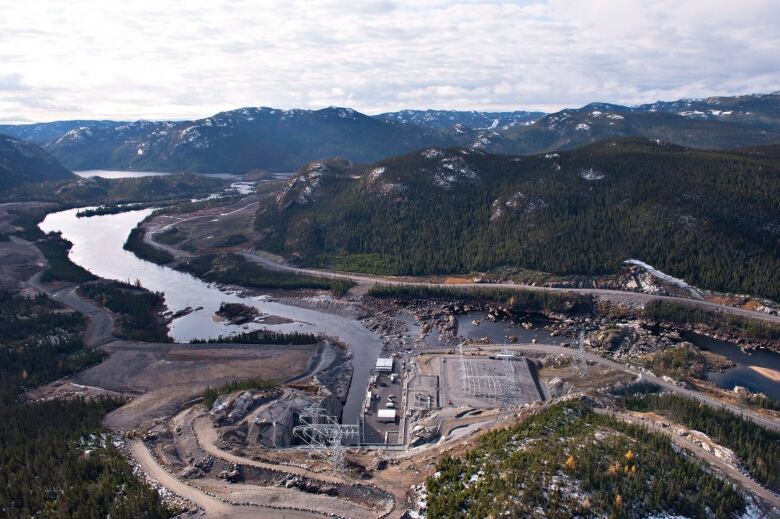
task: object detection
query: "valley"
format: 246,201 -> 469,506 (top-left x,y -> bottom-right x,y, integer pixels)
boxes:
1,97 -> 780,519
3,2 -> 780,517
1,160 -> 776,517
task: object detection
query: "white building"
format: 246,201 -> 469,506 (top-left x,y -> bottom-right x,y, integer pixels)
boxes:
375,357 -> 393,372
377,409 -> 396,422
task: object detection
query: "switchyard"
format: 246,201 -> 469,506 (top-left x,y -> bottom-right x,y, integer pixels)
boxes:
437,349 -> 543,409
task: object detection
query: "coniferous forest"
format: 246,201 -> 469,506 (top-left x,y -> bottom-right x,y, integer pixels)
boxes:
623,393 -> 780,491
0,291 -> 171,518
256,139 -> 780,300
426,401 -> 746,519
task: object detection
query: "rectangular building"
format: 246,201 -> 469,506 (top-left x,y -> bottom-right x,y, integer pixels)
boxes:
377,409 -> 396,422
375,357 -> 393,372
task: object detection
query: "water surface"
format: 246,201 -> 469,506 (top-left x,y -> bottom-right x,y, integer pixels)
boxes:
39,207 -> 379,422
75,170 -> 171,179
687,333 -> 780,399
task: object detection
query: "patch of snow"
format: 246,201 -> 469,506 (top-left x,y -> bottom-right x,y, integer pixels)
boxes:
678,110 -> 706,118
432,156 -> 478,189
367,167 -> 385,183
709,110 -> 733,117
471,135 -> 491,149
275,162 -> 328,208
337,108 -> 356,119
575,123 -> 591,131
624,259 -> 703,299
422,149 -> 443,160
578,168 -> 605,181
491,192 -> 547,221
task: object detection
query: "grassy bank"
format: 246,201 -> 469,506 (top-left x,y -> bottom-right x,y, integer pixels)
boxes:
37,233 -> 97,283
191,329 -> 318,345
79,280 -> 170,342
180,253 -> 354,295
123,225 -> 175,265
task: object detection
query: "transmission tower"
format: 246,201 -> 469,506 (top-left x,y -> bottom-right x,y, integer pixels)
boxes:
571,330 -> 588,377
293,405 -> 359,473
499,348 -> 518,406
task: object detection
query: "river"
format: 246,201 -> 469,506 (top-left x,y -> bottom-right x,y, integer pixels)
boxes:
39,207 -> 380,424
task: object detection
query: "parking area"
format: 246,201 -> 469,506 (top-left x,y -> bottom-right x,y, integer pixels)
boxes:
361,356 -> 406,444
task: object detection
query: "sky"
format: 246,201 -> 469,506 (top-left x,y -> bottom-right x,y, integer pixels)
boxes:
0,0 -> 778,123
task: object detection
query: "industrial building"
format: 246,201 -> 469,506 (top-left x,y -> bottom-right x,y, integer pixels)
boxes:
375,357 -> 394,372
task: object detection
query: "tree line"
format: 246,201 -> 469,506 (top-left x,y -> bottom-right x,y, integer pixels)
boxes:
623,393 -> 779,491
256,141 -> 780,300
0,290 -> 172,517
426,400 -> 745,518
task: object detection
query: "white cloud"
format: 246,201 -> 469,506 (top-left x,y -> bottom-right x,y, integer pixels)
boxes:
0,0 -> 777,122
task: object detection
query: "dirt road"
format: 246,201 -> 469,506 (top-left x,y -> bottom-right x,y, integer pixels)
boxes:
193,415 -> 351,486
129,440 -> 321,519
23,251 -> 117,347
240,251 -> 780,325
597,409 -> 780,512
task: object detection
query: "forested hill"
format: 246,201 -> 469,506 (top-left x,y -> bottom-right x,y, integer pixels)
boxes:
254,139 -> 780,299
0,135 -> 74,190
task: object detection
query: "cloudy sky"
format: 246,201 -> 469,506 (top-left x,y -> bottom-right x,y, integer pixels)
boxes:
1,0 -> 777,123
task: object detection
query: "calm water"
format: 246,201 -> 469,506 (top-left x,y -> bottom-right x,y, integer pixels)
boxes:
399,312 -> 567,347
75,170 -> 171,179
75,170 -> 241,180
39,207 -> 379,423
458,313 -> 568,345
686,333 -> 780,399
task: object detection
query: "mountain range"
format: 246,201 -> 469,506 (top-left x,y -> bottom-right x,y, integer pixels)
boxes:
0,92 -> 777,174
375,109 -> 544,130
0,135 -> 74,190
503,93 -> 780,153
253,138 -> 780,300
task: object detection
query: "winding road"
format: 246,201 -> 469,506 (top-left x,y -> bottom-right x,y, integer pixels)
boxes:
240,251 -> 780,325
595,409 -> 780,511
129,440 -> 322,519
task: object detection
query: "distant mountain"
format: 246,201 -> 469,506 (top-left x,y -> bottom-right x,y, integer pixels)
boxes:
633,92 -> 780,130
502,92 -> 780,154
0,135 -> 74,190
254,139 -> 780,300
2,92 -> 777,173
375,110 -> 544,130
42,107 -> 461,174
0,120 -> 121,144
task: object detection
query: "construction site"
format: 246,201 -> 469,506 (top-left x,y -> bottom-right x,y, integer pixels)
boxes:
131,324 -> 641,519
21,197 -> 776,519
